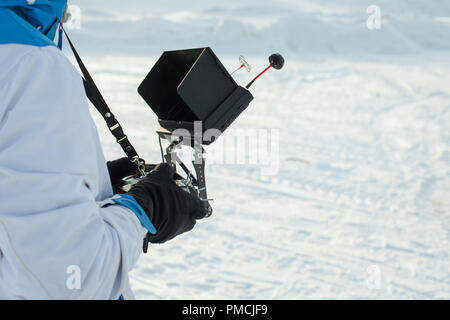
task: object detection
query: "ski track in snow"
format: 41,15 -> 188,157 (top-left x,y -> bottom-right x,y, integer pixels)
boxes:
78,55 -> 450,299
66,0 -> 450,299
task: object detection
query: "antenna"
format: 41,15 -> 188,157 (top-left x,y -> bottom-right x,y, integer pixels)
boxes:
245,53 -> 285,89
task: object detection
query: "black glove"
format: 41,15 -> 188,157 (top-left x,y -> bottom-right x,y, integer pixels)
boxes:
107,157 -> 139,187
107,157 -> 156,193
126,163 -> 207,244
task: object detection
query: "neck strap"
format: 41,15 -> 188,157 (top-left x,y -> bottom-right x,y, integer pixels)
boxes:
61,25 -> 143,170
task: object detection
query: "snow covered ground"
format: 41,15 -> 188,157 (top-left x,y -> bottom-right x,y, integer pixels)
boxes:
66,0 -> 450,299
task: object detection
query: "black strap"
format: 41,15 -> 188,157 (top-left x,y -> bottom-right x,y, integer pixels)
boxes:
61,25 -> 139,161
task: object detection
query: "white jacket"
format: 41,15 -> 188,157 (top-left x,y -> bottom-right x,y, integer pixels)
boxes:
0,43 -> 147,299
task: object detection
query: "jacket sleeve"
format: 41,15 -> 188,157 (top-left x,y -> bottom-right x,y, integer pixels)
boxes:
0,45 -> 147,299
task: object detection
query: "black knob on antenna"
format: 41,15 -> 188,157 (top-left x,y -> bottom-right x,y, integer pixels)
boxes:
269,53 -> 285,70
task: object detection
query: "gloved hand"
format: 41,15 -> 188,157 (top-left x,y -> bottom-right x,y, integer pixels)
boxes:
107,157 -> 139,187
107,157 -> 155,193
126,163 -> 207,244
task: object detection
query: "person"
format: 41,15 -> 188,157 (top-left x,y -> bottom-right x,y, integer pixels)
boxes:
0,0 -> 206,299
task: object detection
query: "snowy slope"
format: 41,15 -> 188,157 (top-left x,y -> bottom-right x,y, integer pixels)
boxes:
66,0 -> 450,299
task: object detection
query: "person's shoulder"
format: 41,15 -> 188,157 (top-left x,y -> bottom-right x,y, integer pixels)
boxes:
0,43 -> 74,83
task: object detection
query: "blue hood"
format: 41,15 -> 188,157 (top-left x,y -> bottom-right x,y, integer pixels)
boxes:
0,0 -> 68,47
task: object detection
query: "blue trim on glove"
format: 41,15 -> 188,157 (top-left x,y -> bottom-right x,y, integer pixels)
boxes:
112,194 -> 157,234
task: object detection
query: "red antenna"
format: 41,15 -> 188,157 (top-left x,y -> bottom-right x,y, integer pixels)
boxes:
246,53 -> 284,89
